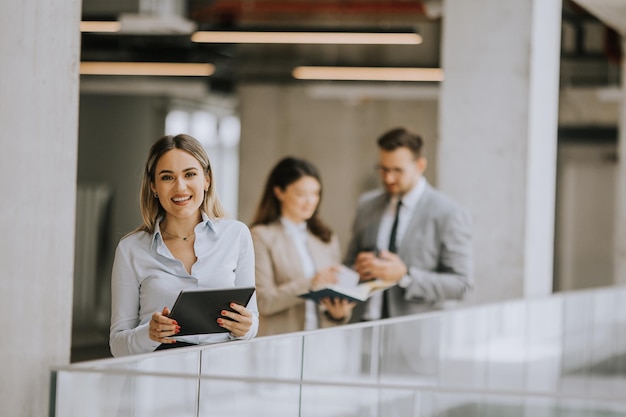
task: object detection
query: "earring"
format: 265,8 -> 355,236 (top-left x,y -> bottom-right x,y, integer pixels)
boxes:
154,193 -> 158,199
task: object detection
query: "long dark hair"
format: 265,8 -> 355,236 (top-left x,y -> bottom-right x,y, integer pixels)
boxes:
251,156 -> 332,243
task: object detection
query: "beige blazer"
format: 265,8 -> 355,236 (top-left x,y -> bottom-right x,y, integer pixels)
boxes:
251,221 -> 345,336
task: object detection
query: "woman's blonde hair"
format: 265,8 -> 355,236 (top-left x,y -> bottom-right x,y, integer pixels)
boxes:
137,133 -> 225,233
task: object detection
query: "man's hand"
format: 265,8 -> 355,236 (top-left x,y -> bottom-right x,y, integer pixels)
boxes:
354,250 -> 407,283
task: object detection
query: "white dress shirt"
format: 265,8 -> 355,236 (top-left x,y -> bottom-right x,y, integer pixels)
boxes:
280,217 -> 319,331
364,177 -> 426,320
109,212 -> 258,357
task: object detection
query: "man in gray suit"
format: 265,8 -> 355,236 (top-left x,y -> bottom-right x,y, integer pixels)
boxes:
345,127 -> 473,320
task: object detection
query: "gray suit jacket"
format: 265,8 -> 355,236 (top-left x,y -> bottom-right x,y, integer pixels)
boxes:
344,181 -> 473,317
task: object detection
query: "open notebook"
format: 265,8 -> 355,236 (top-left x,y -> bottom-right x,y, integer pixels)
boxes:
298,266 -> 395,303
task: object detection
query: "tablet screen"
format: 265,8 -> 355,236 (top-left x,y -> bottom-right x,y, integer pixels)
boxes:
168,286 -> 256,335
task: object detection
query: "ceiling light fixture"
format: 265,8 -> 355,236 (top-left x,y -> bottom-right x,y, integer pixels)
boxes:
191,31 -> 422,45
80,62 -> 215,77
80,21 -> 121,33
292,66 -> 444,82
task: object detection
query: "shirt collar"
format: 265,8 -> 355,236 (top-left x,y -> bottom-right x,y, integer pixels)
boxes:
280,217 -> 307,235
200,211 -> 217,233
151,212 -> 216,249
395,176 -> 427,210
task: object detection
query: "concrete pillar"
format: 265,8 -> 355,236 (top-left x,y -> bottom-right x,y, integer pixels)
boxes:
614,39 -> 626,286
439,0 -> 562,303
0,1 -> 81,416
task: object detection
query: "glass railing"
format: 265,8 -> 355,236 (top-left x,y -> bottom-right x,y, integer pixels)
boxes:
51,286 -> 626,416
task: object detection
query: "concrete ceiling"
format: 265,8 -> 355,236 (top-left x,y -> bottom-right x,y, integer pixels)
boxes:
80,0 -> 442,89
79,1 -> 619,91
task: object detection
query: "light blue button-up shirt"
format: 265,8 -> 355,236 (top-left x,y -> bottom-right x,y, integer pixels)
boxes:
109,213 -> 258,357
280,217 -> 319,331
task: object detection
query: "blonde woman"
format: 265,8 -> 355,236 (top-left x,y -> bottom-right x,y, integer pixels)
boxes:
109,134 -> 257,357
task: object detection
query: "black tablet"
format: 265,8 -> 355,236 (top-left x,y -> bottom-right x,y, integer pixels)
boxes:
168,287 -> 256,335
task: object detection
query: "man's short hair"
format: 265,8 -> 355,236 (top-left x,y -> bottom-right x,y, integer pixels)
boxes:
377,127 -> 424,159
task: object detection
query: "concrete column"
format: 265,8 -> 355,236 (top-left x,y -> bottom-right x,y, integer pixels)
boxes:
0,1 -> 81,416
439,0 -> 562,303
614,39 -> 626,286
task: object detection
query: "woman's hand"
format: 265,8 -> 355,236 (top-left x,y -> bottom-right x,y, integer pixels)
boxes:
217,303 -> 253,337
310,266 -> 339,290
321,297 -> 356,321
149,307 -> 180,344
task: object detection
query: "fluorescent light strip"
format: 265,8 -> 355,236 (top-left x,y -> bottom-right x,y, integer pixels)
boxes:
191,31 -> 421,45
80,62 -> 215,77
80,21 -> 121,33
292,66 -> 444,82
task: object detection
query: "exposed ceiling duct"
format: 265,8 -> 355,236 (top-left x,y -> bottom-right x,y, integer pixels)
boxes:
79,0 -> 446,91
189,0 -> 440,27
83,0 -> 197,34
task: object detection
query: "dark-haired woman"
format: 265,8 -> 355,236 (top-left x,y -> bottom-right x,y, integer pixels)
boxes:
109,134 -> 258,357
251,157 -> 354,336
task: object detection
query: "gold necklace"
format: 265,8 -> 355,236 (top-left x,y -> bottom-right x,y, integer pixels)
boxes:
161,227 -> 195,241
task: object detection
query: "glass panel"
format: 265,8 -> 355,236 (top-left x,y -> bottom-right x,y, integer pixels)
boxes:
440,306 -> 490,390
302,325 -> 378,384
419,392 -> 626,417
483,300 -> 528,392
614,287 -> 626,396
304,385 -> 411,417
379,317 -> 442,385
52,287 -> 626,417
54,351 -> 201,417
525,296 -> 563,393
55,370 -> 198,417
587,290 -> 621,398
198,380 -> 301,417
561,291 -> 595,396
201,336 -> 304,379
